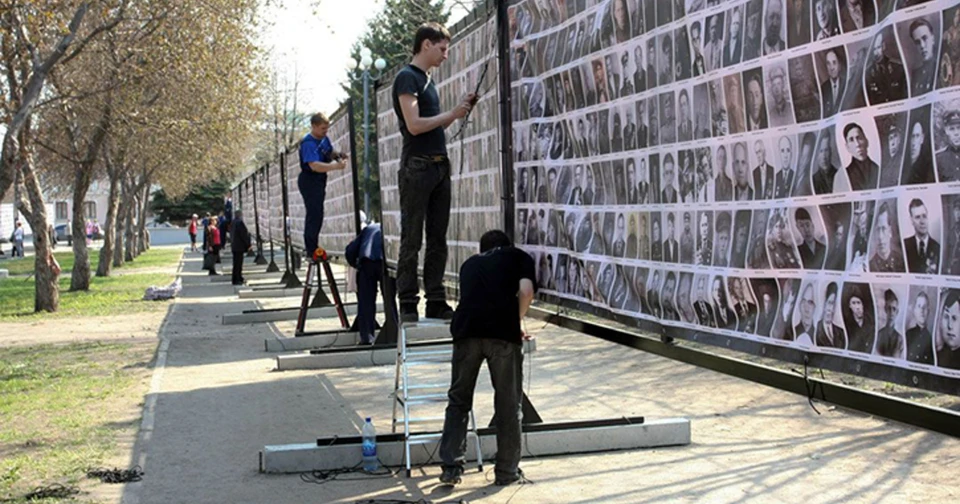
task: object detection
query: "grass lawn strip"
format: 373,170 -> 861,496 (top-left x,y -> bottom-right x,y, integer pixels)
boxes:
0,341 -> 155,503
1,248 -> 183,277
0,273 -> 175,320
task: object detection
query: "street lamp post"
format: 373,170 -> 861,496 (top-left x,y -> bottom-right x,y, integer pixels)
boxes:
350,48 -> 386,219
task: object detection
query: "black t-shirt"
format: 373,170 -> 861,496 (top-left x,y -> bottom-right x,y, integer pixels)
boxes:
392,64 -> 447,162
451,247 -> 537,344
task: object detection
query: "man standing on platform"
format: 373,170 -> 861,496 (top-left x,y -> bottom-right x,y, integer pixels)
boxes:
298,112 -> 348,261
393,22 -> 476,323
439,230 -> 535,487
230,211 -> 252,286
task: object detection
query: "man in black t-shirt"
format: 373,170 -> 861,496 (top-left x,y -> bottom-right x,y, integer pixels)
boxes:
393,22 -> 475,323
438,230 -> 536,487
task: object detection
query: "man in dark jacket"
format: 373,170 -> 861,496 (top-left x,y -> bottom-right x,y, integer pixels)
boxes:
438,230 -> 535,487
345,218 -> 383,345
231,211 -> 252,285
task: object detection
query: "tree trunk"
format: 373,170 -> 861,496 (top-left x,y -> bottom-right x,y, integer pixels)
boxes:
124,191 -> 136,262
114,180 -> 130,268
69,171 -> 92,290
15,139 -> 60,312
97,171 -> 120,276
138,182 -> 150,252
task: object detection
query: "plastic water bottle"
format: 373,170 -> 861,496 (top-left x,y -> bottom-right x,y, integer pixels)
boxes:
362,417 -> 379,472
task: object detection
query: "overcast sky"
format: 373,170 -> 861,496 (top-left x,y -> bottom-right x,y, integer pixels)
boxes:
257,0 -> 469,117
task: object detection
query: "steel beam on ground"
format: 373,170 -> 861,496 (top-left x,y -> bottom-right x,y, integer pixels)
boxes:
222,303 -> 364,325
260,417 -> 689,473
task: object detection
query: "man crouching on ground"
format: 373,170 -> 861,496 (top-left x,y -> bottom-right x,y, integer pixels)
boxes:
438,230 -> 536,486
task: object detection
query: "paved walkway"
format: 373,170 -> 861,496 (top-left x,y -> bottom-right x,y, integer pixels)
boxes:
117,252 -> 960,503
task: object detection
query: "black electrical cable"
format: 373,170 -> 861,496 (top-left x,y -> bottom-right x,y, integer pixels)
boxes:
86,466 -> 144,484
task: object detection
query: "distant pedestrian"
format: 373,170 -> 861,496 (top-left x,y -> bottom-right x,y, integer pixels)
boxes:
230,211 -> 251,285
189,214 -> 199,252
207,219 -> 221,276
11,222 -> 24,257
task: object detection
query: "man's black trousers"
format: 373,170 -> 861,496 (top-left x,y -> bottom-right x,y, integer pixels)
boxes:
356,259 -> 382,344
232,252 -> 245,285
397,156 -> 450,306
439,337 -> 523,479
298,171 -> 326,255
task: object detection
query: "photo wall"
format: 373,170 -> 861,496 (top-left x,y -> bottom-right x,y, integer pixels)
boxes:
377,12 -> 503,276
509,0 -> 960,382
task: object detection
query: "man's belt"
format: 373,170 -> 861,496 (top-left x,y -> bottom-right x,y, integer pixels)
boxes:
411,154 -> 448,163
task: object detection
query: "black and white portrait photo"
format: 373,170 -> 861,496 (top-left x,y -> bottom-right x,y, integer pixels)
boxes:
839,0 -> 875,34
905,286 -> 937,364
704,12 -> 725,72
743,0 -> 763,61
898,14 -> 941,97
935,100 -> 960,182
867,199 -> 906,273
865,27 -> 908,106
874,112 -> 907,189
901,105 -> 935,185
812,126 -> 841,195
762,0 -> 786,55
786,0 -> 810,48
788,55 -> 822,125
939,5 -> 960,90
821,202 -> 851,271
743,68 -> 768,132
731,210 -> 752,269
765,61 -> 795,128
842,282 -> 876,354
839,121 -> 880,192
902,197 -> 941,275
816,46 -> 847,118
723,74 -> 747,135
747,209 -> 772,269
724,5 -> 744,67
872,284 -> 908,359
813,0 -> 840,41
816,281 -> 847,349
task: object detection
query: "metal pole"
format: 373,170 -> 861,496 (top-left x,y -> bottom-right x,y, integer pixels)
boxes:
363,69 -> 371,218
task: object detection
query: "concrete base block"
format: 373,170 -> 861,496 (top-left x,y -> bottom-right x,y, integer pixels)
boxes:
222,303 -> 362,325
0,269 -> 8,279
209,271 -> 283,283
236,288 -> 304,298
260,417 -> 690,473
274,338 -> 537,370
265,331 -> 360,352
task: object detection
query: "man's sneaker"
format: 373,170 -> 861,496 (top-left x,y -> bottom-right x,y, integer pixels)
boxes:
400,304 -> 419,323
425,301 -> 455,320
439,466 -> 462,486
494,468 -> 524,486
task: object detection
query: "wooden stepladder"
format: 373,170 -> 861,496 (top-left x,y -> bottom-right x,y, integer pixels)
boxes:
295,255 -> 349,335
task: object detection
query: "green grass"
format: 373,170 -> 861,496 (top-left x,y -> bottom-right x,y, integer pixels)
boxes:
0,247 -> 182,320
0,342 -> 154,503
0,273 -> 175,320
1,247 -> 182,276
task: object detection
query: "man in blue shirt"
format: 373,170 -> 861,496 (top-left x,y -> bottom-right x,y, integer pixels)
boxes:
393,22 -> 476,322
298,112 -> 348,259
346,215 -> 383,345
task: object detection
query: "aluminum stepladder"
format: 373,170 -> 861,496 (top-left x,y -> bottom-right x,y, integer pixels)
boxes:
391,318 -> 483,478
295,255 -> 349,335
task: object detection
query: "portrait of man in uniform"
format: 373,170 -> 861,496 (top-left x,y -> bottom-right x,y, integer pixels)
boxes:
936,107 -> 960,182
901,105 -> 934,186
730,210 -> 752,269
905,288 -> 935,365
795,207 -> 826,270
865,27 -> 907,106
714,144 -> 733,201
901,16 -> 940,97
743,70 -> 768,131
868,200 -> 906,273
788,55 -> 821,125
874,288 -> 906,359
875,114 -> 906,189
839,0 -> 874,34
939,6 -> 960,89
